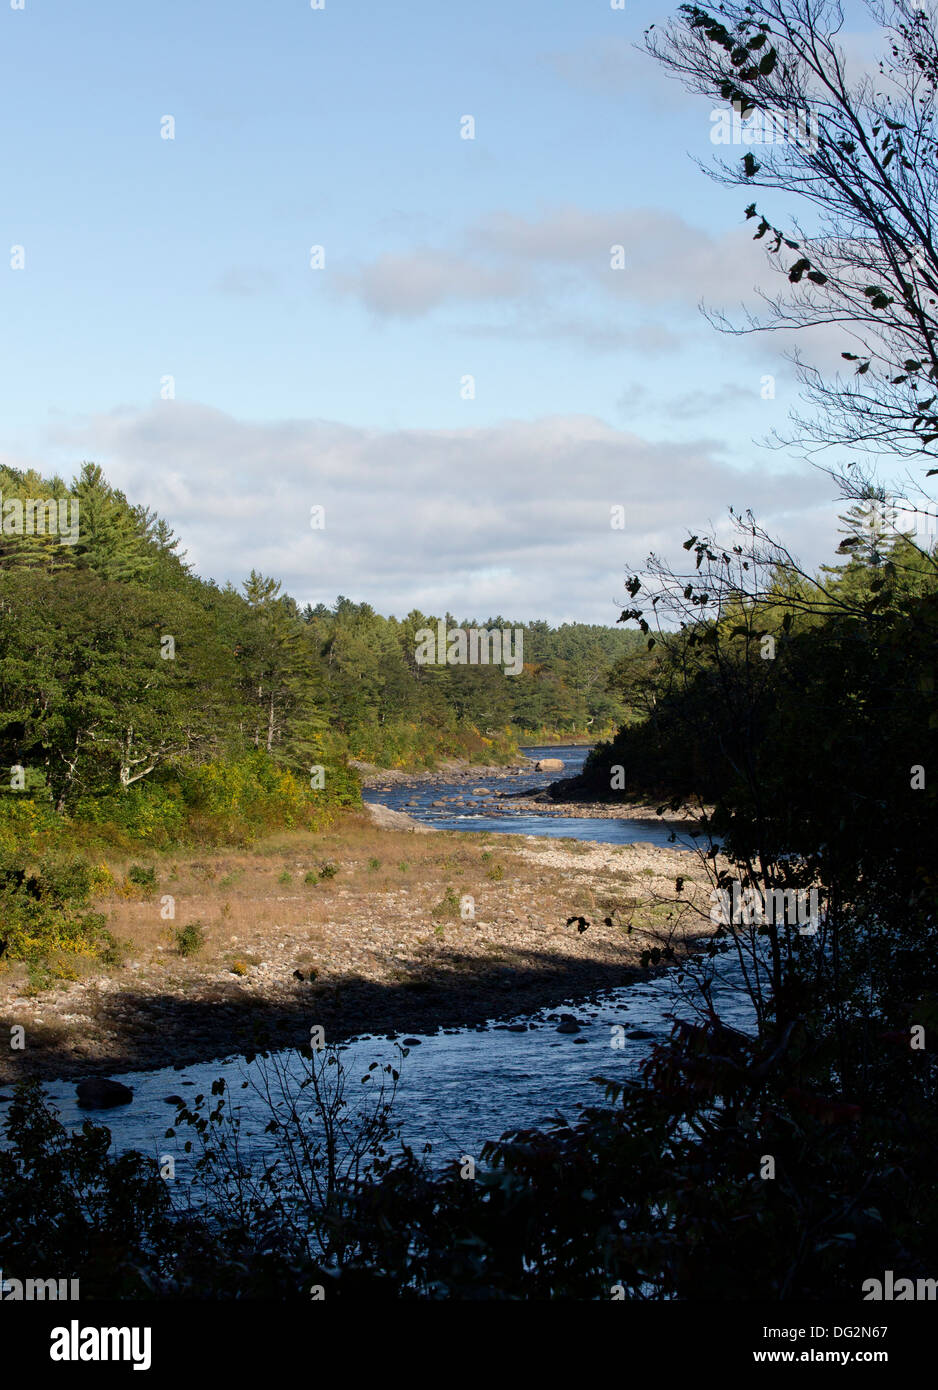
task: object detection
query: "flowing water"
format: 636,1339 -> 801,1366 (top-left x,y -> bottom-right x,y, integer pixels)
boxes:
24,943 -> 755,1186
363,743 -> 701,849
3,746 -> 753,1184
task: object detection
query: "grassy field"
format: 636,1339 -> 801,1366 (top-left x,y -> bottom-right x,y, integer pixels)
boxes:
0,812 -> 716,1082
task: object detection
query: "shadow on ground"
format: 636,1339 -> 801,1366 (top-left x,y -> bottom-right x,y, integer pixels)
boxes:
0,944 -> 672,1085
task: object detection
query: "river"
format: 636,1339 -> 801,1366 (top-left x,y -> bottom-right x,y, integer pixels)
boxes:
3,745 -> 754,1189
363,742 -> 699,848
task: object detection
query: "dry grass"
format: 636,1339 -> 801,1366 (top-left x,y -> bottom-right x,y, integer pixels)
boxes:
0,811 -> 722,1082
1,810 -> 716,1009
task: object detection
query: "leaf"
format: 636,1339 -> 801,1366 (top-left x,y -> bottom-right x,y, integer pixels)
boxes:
759,48 -> 777,75
742,152 -> 761,177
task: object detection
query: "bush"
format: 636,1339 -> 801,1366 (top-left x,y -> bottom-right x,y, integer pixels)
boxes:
127,864 -> 157,893
175,922 -> 206,957
318,861 -> 338,880
96,928 -> 128,968
0,851 -> 108,964
433,886 -> 460,920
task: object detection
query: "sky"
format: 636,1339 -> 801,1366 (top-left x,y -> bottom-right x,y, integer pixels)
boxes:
0,0 -> 884,624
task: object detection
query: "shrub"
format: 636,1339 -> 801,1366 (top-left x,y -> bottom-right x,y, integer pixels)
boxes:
433,886 -> 460,920
97,928 -> 128,967
303,870 -> 319,886
127,864 -> 157,894
175,922 -> 206,957
318,862 -> 338,880
0,851 -> 107,963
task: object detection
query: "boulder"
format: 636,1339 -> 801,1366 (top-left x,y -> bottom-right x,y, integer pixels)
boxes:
534,758 -> 564,772
76,1077 -> 133,1109
362,800 -> 436,834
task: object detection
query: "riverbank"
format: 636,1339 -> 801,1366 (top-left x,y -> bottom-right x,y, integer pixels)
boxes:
0,814 -> 718,1087
502,790 -> 709,825
356,751 -> 708,831
349,756 -> 534,788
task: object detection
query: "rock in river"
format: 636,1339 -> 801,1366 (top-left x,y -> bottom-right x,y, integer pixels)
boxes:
76,1077 -> 134,1109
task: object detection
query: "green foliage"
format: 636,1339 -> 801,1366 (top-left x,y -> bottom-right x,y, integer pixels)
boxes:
433,885 -> 460,919
127,864 -> 157,893
0,849 -> 108,963
318,861 -> 338,880
96,928 -> 128,967
175,921 -> 206,957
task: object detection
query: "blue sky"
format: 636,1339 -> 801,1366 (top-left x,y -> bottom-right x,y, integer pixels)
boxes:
1,0 -> 875,621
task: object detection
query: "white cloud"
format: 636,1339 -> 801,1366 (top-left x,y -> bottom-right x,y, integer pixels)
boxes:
334,249 -> 527,318
334,205 -> 775,336
45,402 -> 841,625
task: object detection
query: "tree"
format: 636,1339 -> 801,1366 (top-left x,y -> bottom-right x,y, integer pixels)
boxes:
645,1 -> 938,485
0,570 -> 240,809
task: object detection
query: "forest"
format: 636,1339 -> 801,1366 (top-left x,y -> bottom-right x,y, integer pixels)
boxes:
0,459 -> 640,820
1,0 -> 937,1311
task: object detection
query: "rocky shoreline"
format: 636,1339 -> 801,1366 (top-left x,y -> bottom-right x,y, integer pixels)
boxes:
355,756 -> 706,831
0,822 -> 716,1091
349,756 -> 537,789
